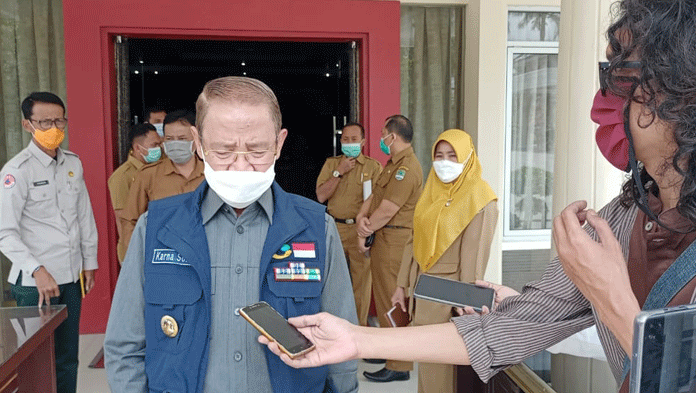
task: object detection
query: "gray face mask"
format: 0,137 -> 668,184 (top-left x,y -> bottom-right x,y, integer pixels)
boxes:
163,140 -> 194,164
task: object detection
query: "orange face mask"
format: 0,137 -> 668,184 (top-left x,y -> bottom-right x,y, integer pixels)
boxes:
33,127 -> 65,150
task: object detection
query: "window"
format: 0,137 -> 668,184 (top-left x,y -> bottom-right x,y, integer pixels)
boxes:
503,9 -> 560,244
502,9 -> 561,384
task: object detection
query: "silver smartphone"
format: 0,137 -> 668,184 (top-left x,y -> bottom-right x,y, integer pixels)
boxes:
630,303 -> 696,393
413,274 -> 495,313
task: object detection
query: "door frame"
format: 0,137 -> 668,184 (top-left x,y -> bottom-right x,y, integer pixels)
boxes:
63,0 -> 400,333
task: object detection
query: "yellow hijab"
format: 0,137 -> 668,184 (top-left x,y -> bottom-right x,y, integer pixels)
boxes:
413,129 -> 497,272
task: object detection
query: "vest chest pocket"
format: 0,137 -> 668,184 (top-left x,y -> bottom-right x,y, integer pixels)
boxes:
145,272 -> 204,354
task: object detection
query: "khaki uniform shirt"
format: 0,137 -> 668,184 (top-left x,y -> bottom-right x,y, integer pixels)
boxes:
397,201 -> 498,315
398,201 -> 499,288
108,154 -> 145,261
108,153 -> 144,211
121,157 -> 205,251
0,141 -> 99,286
316,154 -> 382,219
368,146 -> 423,228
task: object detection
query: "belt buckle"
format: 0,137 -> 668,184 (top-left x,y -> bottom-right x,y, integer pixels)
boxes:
345,218 -> 355,225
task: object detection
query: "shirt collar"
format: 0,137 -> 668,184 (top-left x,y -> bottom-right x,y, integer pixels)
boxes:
201,185 -> 274,226
162,157 -> 205,177
127,152 -> 145,170
192,158 -> 205,177
161,157 -> 177,175
28,140 -> 63,167
389,145 -> 413,165
355,153 -> 366,165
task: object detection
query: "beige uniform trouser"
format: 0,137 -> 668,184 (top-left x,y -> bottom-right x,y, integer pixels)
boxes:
370,227 -> 413,372
413,298 -> 457,393
336,222 -> 371,326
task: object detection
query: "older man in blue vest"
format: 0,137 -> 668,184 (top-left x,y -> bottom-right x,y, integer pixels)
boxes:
104,77 -> 359,393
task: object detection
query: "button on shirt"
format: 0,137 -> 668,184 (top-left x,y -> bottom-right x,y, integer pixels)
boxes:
104,187 -> 359,393
0,141 -> 98,286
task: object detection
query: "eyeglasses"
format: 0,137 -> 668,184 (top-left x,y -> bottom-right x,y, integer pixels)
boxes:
30,118 -> 68,130
598,61 -> 641,94
203,146 -> 276,166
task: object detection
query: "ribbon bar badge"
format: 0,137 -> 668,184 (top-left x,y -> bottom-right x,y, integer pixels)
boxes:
274,262 -> 321,282
291,242 -> 316,259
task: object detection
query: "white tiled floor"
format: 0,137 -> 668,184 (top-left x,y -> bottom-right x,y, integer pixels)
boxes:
77,334 -> 418,392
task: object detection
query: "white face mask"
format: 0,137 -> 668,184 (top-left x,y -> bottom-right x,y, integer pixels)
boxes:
432,159 -> 465,183
203,159 -> 276,209
152,123 -> 164,137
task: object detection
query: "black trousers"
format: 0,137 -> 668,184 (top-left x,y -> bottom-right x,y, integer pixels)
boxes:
12,274 -> 82,393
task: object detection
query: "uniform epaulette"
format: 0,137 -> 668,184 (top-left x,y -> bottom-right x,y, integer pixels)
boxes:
62,149 -> 79,157
5,149 -> 32,169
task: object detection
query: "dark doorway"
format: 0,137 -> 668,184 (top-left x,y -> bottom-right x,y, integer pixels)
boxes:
121,38 -> 357,201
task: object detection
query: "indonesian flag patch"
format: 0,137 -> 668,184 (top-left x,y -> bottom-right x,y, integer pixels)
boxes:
291,242 -> 316,259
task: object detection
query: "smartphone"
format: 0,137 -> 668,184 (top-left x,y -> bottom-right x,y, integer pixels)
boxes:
240,301 -> 315,358
630,304 -> 696,393
365,233 -> 375,247
413,274 -> 495,313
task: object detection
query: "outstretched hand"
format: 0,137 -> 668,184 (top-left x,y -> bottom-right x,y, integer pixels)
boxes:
258,312 -> 360,368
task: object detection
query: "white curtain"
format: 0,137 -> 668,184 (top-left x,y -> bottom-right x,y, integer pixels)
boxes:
509,53 -> 557,231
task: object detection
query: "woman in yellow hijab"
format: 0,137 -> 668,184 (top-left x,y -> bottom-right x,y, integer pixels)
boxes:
392,129 -> 498,393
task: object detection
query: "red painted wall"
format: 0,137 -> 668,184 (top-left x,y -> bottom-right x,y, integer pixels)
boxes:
62,0 -> 401,333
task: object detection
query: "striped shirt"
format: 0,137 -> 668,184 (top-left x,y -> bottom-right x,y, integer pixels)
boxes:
452,196 -> 695,387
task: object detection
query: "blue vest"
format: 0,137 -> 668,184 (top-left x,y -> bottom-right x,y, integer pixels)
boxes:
143,181 -> 333,393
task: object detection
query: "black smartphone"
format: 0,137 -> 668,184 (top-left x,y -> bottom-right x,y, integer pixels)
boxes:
240,301 -> 315,358
413,274 -> 495,313
365,233 -> 375,247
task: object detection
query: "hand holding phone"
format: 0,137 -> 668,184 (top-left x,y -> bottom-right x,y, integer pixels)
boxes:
240,301 -> 315,358
413,274 -> 495,313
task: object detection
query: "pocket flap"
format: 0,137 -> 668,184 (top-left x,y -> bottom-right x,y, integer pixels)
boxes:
28,187 -> 52,201
145,273 -> 203,305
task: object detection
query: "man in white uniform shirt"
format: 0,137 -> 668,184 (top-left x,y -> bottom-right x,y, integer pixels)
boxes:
0,92 -> 98,393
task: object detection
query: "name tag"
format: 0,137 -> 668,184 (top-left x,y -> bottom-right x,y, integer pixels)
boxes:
152,249 -> 190,266
33,180 -> 49,187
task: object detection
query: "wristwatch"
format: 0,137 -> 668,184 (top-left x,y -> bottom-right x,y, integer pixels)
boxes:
31,265 -> 42,277
332,170 -> 342,178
